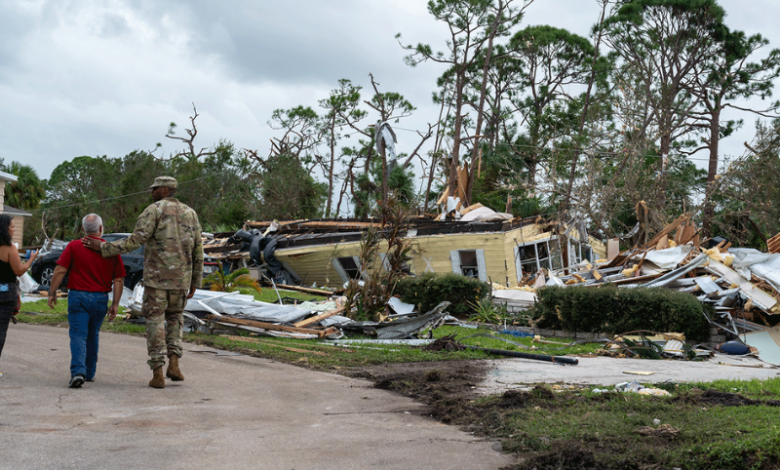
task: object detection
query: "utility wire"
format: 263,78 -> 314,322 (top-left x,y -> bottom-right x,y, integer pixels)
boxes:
30,174 -> 214,215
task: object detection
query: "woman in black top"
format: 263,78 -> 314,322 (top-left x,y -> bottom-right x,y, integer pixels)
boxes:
0,214 -> 38,365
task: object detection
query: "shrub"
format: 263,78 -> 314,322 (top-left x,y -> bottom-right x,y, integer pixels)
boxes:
394,272 -> 490,316
529,285 -> 711,342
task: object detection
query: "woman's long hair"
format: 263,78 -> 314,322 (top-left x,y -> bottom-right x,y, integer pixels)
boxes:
0,215 -> 13,247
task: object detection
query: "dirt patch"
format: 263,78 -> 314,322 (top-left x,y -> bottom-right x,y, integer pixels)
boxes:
352,360 -> 489,425
423,334 -> 465,352
498,386 -> 556,408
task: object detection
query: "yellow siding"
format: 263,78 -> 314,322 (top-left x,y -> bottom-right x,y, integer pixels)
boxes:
276,243 -> 361,288
275,224 -> 550,289
589,236 -> 607,259
13,216 -> 23,248
411,232 -> 507,282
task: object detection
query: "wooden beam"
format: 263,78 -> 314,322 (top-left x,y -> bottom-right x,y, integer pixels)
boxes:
679,228 -> 702,247
768,232 -> 780,254
293,307 -> 345,328
220,335 -> 330,355
459,203 -> 484,216
276,284 -> 333,297
644,214 -> 689,250
207,316 -> 336,338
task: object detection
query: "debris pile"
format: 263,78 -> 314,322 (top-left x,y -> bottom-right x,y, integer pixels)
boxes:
121,286 -> 453,341
547,215 -> 780,365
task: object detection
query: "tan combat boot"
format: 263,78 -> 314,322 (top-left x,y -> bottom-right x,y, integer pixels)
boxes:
167,354 -> 184,381
149,366 -> 165,388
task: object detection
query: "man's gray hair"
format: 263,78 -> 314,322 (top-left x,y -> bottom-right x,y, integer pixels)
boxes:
82,213 -> 103,234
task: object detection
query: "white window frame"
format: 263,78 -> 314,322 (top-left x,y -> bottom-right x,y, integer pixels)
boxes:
450,249 -> 487,281
515,237 -> 563,279
568,239 -> 594,266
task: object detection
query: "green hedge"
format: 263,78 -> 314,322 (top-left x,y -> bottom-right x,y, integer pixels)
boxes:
394,273 -> 490,316
529,285 -> 712,342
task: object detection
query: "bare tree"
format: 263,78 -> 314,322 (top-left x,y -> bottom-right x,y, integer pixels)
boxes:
164,103 -> 218,160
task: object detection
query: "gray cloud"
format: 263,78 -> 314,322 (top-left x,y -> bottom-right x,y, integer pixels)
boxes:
0,0 -> 778,183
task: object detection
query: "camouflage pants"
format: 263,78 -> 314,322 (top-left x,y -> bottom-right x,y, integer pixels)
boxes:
142,286 -> 186,370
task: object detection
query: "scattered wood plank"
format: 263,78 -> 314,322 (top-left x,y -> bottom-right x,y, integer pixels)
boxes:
768,232 -> 780,254
293,307 -> 345,328
673,217 -> 688,246
207,315 -> 337,338
460,203 -> 484,216
609,273 -> 663,285
634,251 -> 649,276
276,284 -> 334,297
644,214 -> 689,249
679,228 -> 701,247
435,186 -> 450,206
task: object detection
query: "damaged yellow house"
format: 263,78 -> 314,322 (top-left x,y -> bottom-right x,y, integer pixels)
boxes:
208,216 -> 606,290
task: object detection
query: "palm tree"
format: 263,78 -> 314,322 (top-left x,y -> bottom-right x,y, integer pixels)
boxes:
203,262 -> 262,295
3,161 -> 46,210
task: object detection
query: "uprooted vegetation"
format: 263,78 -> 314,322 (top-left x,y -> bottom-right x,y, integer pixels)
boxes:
365,363 -> 780,470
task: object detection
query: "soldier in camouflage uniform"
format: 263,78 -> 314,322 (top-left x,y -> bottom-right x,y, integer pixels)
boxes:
82,176 -> 203,389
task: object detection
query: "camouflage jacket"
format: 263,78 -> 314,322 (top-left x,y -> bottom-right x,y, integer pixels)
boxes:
101,198 -> 204,290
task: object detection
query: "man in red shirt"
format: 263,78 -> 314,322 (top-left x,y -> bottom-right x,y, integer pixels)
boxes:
48,214 -> 126,388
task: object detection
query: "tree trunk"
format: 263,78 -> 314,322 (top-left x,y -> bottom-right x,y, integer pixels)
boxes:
448,68 -> 466,200
325,116 -> 336,218
703,108 -> 720,236
658,116 -> 672,209
563,0 -> 607,212
423,153 -> 438,213
380,145 -> 388,205
465,1 -> 503,207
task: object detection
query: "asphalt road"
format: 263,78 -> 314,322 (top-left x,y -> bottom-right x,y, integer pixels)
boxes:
0,324 -> 511,470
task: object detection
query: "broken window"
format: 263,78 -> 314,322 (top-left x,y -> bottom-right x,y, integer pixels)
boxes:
515,238 -> 564,279
333,256 -> 362,282
459,250 -> 479,278
379,253 -> 415,274
569,239 -> 594,266
517,244 -> 538,275
549,238 -> 564,270
450,249 -> 487,281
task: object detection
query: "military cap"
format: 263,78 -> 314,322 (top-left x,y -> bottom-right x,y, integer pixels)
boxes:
149,176 -> 178,190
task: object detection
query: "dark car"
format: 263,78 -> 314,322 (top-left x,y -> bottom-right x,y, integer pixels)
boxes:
30,233 -> 219,290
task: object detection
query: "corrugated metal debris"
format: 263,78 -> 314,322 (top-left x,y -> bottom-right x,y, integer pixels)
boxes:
121,285 -> 451,341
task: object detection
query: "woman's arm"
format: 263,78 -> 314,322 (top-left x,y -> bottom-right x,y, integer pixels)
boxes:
7,248 -> 38,276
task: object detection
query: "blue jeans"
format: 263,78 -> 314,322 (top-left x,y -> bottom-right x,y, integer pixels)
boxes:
68,290 -> 109,379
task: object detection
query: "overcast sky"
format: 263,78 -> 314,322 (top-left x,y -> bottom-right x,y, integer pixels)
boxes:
2,0 -> 779,183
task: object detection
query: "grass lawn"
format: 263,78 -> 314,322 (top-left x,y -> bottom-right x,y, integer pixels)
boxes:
17,298 -> 599,369
471,379 -> 780,470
